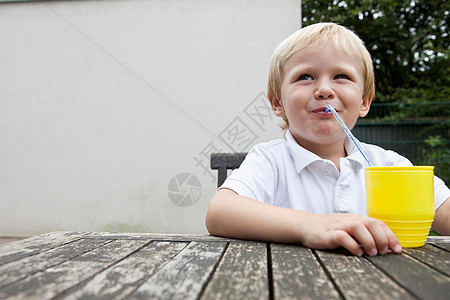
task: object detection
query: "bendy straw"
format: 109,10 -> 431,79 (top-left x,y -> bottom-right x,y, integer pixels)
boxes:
325,104 -> 375,167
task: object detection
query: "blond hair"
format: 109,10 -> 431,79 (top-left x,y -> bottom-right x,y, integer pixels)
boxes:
268,23 -> 375,129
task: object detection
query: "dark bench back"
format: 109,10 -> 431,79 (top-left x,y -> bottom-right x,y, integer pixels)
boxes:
210,153 -> 248,187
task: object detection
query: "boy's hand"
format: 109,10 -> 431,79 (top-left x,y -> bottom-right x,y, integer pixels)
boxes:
206,189 -> 402,256
299,213 -> 402,256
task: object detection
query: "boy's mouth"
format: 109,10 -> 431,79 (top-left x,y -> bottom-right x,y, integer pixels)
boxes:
313,107 -> 335,115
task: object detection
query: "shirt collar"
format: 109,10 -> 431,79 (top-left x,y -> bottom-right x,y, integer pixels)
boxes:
286,130 -> 323,173
286,130 -> 366,173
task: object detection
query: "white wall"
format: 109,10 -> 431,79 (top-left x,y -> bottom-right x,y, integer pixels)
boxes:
0,0 -> 300,236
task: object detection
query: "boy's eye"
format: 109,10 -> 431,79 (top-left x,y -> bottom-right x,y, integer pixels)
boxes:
297,74 -> 314,81
334,73 -> 349,80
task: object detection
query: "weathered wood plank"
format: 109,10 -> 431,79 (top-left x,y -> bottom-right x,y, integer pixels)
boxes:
0,231 -> 89,266
0,238 -> 110,289
316,249 -> 414,299
426,236 -> 450,244
427,236 -> 450,251
403,245 -> 450,276
201,241 -> 268,299
270,244 -> 340,300
433,243 -> 450,251
82,232 -> 238,242
0,239 -> 147,300
367,251 -> 450,300
129,241 -> 226,300
58,241 -> 188,299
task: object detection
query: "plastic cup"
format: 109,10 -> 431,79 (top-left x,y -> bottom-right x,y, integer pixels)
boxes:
365,166 -> 435,248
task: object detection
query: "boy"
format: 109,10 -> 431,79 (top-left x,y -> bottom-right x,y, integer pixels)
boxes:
205,23 -> 450,256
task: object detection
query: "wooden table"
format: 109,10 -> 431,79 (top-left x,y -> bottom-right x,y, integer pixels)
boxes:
0,232 -> 449,299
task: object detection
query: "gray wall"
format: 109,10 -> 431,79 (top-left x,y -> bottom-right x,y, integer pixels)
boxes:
0,0 -> 301,236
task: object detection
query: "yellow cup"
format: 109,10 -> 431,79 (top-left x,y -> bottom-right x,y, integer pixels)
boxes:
365,166 -> 435,248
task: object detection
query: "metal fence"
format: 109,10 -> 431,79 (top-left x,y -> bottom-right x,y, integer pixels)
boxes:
353,102 -> 450,185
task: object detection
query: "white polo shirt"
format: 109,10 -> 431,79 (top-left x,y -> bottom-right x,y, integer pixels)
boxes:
221,130 -> 450,215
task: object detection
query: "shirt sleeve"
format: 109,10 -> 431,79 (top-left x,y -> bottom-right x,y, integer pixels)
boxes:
219,144 -> 277,204
434,176 -> 450,211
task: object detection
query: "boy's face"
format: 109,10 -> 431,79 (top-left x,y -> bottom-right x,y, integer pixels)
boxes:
271,43 -> 371,151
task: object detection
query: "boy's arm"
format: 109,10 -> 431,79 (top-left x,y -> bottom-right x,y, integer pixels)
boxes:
206,189 -> 401,256
432,197 -> 450,235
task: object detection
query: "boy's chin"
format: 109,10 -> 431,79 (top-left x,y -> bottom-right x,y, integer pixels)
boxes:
293,128 -> 344,141
291,131 -> 346,147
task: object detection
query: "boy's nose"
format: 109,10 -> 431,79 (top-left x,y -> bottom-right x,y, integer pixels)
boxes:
314,83 -> 336,100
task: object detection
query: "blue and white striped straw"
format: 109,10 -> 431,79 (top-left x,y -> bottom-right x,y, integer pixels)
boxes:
325,105 -> 375,167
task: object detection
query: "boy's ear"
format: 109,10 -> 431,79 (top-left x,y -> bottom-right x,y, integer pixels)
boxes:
358,96 -> 373,117
269,93 -> 285,117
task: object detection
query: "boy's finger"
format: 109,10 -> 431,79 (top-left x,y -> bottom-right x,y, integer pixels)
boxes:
349,223 -> 378,256
333,230 -> 364,256
381,223 -> 402,253
365,219 -> 389,255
